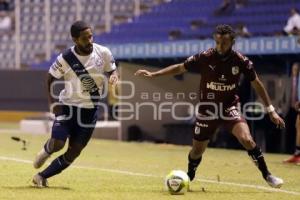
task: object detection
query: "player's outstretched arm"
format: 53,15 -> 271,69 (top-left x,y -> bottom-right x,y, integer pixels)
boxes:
134,63 -> 186,78
251,77 -> 285,129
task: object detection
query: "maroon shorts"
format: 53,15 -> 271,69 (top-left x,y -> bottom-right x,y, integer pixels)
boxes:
193,105 -> 246,141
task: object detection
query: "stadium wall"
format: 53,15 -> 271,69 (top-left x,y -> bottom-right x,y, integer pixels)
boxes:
0,70 -> 48,111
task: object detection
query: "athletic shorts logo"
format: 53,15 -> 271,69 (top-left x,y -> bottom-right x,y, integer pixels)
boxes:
195,126 -> 200,135
56,115 -> 67,121
195,122 -> 208,135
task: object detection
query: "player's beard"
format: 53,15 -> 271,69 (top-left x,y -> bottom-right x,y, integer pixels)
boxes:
78,44 -> 93,55
217,48 -> 232,59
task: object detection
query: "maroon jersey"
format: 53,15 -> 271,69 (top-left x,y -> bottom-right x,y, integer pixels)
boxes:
184,48 -> 256,108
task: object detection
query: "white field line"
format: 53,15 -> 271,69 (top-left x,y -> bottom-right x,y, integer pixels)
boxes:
0,156 -> 299,196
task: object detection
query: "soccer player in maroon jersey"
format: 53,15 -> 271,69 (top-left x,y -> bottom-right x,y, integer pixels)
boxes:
135,24 -> 285,188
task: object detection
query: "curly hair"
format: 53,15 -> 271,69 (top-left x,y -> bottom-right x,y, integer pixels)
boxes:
70,21 -> 91,38
214,24 -> 236,39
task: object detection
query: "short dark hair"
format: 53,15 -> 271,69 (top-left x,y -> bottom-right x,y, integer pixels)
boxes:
70,21 -> 91,38
214,24 -> 236,39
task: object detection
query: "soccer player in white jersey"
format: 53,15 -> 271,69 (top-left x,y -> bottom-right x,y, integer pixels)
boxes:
32,21 -> 119,187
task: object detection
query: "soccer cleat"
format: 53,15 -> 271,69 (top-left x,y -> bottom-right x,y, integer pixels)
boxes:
32,173 -> 48,188
265,174 -> 283,188
283,155 -> 300,164
33,148 -> 50,169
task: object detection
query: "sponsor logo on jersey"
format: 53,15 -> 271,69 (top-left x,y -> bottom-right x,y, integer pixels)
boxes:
94,54 -> 104,69
72,64 -> 80,69
232,66 -> 239,75
81,76 -> 97,92
72,64 -> 86,73
219,74 -> 226,81
52,60 -> 64,74
206,82 -> 236,91
196,122 -> 208,128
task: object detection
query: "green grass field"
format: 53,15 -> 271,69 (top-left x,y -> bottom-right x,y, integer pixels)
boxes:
0,131 -> 299,200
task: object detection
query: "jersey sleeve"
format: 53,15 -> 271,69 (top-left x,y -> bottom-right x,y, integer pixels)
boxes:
240,56 -> 257,82
48,54 -> 69,79
183,51 -> 206,73
103,48 -> 117,72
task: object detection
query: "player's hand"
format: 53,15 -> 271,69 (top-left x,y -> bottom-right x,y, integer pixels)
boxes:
134,69 -> 154,77
109,74 -> 119,85
268,111 -> 285,129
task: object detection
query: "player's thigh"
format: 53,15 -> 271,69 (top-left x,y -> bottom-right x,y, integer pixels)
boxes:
51,105 -> 73,143
47,138 -> 66,152
191,139 -> 209,156
70,107 -> 98,147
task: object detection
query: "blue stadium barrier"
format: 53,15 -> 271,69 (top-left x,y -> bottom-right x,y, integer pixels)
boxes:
107,36 -> 300,59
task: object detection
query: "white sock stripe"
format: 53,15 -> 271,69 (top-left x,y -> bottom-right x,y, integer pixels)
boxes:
57,157 -> 62,166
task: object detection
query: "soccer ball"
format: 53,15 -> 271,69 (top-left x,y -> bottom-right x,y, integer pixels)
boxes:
165,170 -> 190,195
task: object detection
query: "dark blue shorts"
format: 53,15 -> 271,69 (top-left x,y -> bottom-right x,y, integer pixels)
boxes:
51,105 -> 98,146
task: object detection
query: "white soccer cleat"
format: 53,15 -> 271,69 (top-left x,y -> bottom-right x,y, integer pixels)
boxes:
265,175 -> 283,188
32,173 -> 48,188
33,148 -> 50,169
